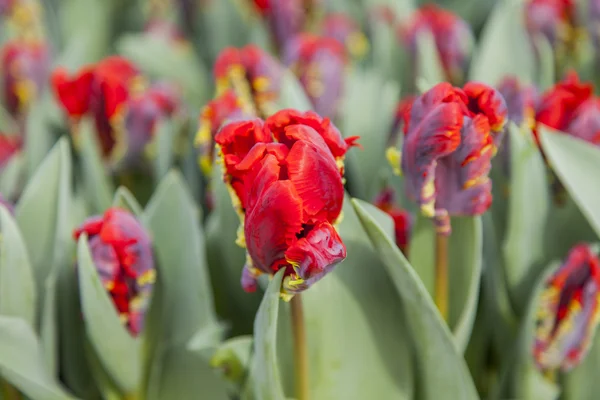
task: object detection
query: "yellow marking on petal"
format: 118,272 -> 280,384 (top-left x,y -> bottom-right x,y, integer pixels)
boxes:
199,155 -> 213,176
463,175 -> 489,190
235,223 -> 246,248
216,77 -> 230,96
119,313 -> 128,324
129,76 -> 148,96
386,147 -> 402,176
346,32 -> 369,59
137,269 -> 156,287
105,281 -> 115,291
14,78 -> 36,111
252,76 -> 270,92
421,201 -> 435,218
194,120 -> 212,148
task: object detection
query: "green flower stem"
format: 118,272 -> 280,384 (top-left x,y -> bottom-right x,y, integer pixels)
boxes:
434,232 -> 449,322
291,294 -> 309,400
1,379 -> 21,400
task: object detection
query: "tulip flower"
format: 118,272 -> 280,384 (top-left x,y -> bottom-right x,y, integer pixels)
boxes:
321,13 -> 369,59
121,81 -> 181,166
283,33 -> 347,118
533,244 -> 600,373
401,81 -> 507,235
194,90 -> 248,176
250,0 -> 305,52
214,108 -> 358,296
400,4 -> 474,83
213,45 -> 283,119
51,56 -> 144,160
373,187 -> 412,256
74,208 -> 156,336
1,39 -> 49,119
525,0 -> 577,53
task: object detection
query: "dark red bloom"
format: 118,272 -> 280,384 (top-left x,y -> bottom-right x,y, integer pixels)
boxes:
391,95 -> 416,139
525,0 -> 576,48
1,39 -> 49,118
51,56 -> 141,158
214,45 -> 283,119
74,208 -> 155,336
121,81 -> 181,166
195,90 -> 249,176
283,33 -> 347,118
215,109 -> 359,296
373,188 -> 412,255
400,4 -> 474,83
533,244 -> 600,372
534,71 -> 594,144
321,13 -> 369,59
401,82 -> 507,234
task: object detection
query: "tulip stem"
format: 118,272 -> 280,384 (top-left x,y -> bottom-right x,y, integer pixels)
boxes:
1,379 -> 20,400
434,232 -> 449,321
290,294 -> 309,400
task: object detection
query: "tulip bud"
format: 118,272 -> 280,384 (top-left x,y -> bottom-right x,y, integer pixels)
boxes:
74,208 -> 156,336
400,82 -> 507,235
321,13 -> 369,60
1,39 -> 49,119
525,0 -> 577,52
51,56 -> 143,160
283,33 -> 347,119
400,4 -> 474,84
373,188 -> 412,256
533,244 -> 600,373
214,109 -> 359,297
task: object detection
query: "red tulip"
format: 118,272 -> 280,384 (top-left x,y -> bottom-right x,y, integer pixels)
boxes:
525,0 -> 576,48
51,56 -> 141,158
74,208 -> 155,336
401,82 -> 507,235
533,244 -> 600,372
214,109 -> 359,296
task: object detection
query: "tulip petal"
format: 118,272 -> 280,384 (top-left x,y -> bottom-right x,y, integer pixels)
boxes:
51,67 -> 94,117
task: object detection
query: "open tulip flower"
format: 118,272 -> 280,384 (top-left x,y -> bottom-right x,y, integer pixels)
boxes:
533,244 -> 600,373
74,208 -> 156,336
400,82 -> 507,235
215,108 -> 359,297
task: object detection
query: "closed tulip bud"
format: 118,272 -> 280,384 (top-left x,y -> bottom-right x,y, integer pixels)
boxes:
1,39 -> 49,119
74,208 -> 156,336
534,244 -> 600,373
400,82 -> 507,235
400,4 -> 474,84
51,56 -> 144,160
214,109 -> 359,297
214,45 -> 283,119
283,33 -> 347,119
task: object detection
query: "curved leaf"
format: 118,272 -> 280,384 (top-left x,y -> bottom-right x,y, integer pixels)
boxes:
112,187 -> 143,217
352,198 -> 479,399
76,235 -> 141,395
275,69 -> 313,112
0,152 -> 24,200
415,29 -> 445,87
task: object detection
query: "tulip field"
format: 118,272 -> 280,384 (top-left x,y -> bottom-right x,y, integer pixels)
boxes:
1,0 -> 600,399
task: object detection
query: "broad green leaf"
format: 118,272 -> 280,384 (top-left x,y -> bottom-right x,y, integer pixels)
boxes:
539,127 -> 600,239
340,69 -> 399,200
41,271 -> 58,377
112,187 -> 143,217
469,0 -> 535,85
0,152 -> 24,199
117,34 -> 209,109
352,199 -> 479,399
275,69 -> 313,112
0,316 -> 74,400
152,119 -> 176,185
79,118 -> 114,214
534,34 -> 555,91
15,138 -> 72,322
202,0 -> 252,60
511,262 -> 560,400
209,335 -> 253,390
0,206 -> 36,325
272,198 -> 414,400
408,214 -> 483,352
242,270 -> 286,400
503,125 -> 550,310
76,235 -> 141,395
415,29 -> 445,87
24,97 -> 55,179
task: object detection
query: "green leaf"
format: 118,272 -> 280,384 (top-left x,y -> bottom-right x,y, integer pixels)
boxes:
563,330 -> 600,400
202,0 -> 253,60
340,69 -> 399,200
415,29 -> 445,87
0,152 -> 24,200
152,119 -> 176,185
503,125 -> 550,309
275,69 -> 313,112
209,335 -> 253,389
0,316 -> 75,400
352,198 -> 479,399
242,270 -> 286,400
534,34 -> 555,91
117,34 -> 209,109
76,235 -> 141,395
78,118 -> 114,214
539,127 -> 600,239
408,214 -> 483,352
469,0 -> 535,85
142,171 -> 222,398
0,206 -> 37,326
40,271 -> 58,377
272,198 -> 414,399
24,97 -> 55,179
15,137 -> 72,324
112,187 -> 143,217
